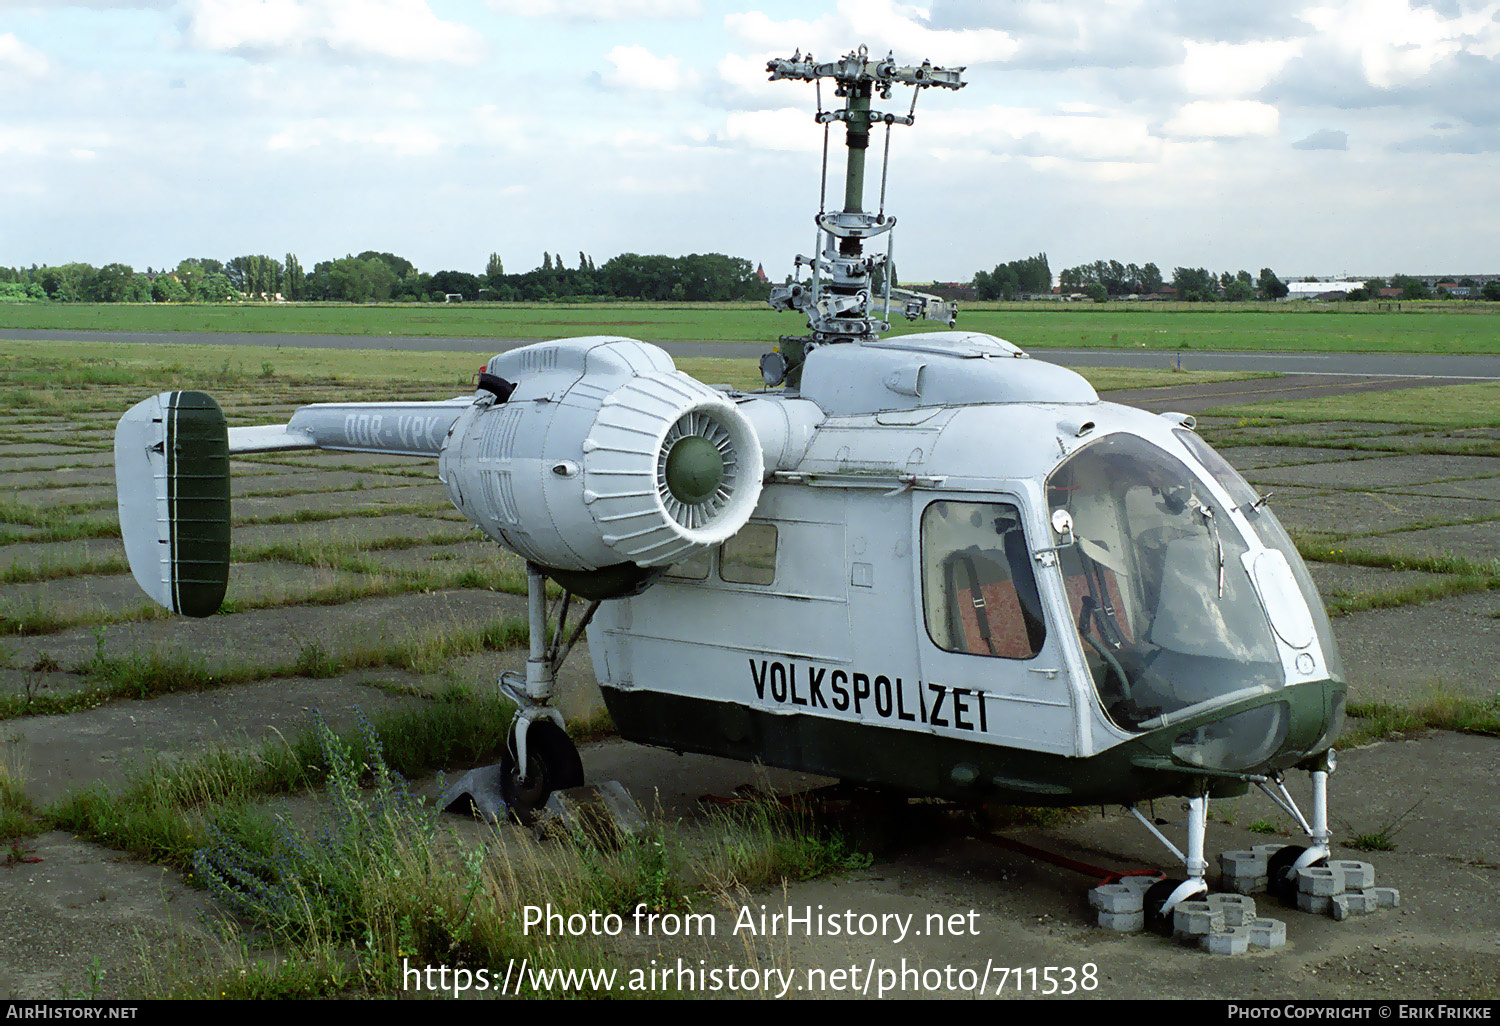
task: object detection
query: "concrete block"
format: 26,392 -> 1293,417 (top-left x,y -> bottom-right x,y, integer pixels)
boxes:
1220,849 -> 1267,877
1173,901 -> 1225,937
1331,892 -> 1376,921
1203,924 -> 1251,955
1297,891 -> 1332,915
1223,874 -> 1268,896
1089,883 -> 1143,914
1330,859 -> 1375,891
1248,918 -> 1287,949
1368,887 -> 1401,909
1207,893 -> 1257,927
1096,909 -> 1145,932
1117,874 -> 1163,896
1296,865 -> 1342,897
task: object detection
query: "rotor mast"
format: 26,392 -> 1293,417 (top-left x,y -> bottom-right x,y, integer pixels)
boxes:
764,46 -> 965,388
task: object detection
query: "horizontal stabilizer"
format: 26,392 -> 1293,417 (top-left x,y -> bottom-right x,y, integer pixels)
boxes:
227,399 -> 472,456
115,391 -> 231,617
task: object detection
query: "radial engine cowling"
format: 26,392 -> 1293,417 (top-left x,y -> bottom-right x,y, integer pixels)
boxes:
439,337 -> 763,578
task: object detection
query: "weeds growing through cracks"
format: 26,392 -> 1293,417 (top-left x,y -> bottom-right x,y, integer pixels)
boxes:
173,709 -> 880,997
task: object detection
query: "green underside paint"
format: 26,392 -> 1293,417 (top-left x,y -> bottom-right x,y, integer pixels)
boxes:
544,562 -> 664,601
601,679 -> 1345,807
165,391 -> 230,617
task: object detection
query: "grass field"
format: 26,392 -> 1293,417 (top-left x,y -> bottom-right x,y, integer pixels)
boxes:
0,338 -> 1274,398
4,329 -> 1499,998
3,301 -> 1498,354
1208,380 -> 1500,429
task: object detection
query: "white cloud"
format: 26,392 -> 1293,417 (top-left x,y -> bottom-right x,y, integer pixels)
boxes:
183,0 -> 484,64
1181,39 -> 1302,98
0,124 -> 114,157
1292,127 -> 1349,150
924,106 -> 1163,164
267,117 -> 442,154
716,51 -> 809,108
723,107 -> 822,152
608,172 -> 705,194
0,32 -> 49,76
726,0 -> 1018,67
487,0 -> 701,17
602,44 -> 693,91
1162,100 -> 1280,139
1299,0 -> 1500,89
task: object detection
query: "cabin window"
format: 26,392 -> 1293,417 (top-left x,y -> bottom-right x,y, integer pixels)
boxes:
664,548 -> 711,580
720,522 -> 777,585
921,500 -> 1046,659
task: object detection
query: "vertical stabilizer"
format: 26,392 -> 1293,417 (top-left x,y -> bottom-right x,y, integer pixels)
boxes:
114,391 -> 231,617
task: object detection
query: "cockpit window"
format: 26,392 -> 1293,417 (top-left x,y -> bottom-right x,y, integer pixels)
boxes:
1048,434 -> 1282,731
921,500 -> 1046,660
1173,427 -> 1346,683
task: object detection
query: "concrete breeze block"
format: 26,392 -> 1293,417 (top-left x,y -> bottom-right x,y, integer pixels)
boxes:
1330,859 -> 1376,891
1096,909 -> 1145,932
1173,901 -> 1225,937
1331,892 -> 1376,921
1296,865 -> 1343,897
1297,891 -> 1332,915
1221,849 -> 1268,877
1203,924 -> 1251,955
1249,918 -> 1288,949
1207,893 -> 1258,927
1089,883 -> 1144,914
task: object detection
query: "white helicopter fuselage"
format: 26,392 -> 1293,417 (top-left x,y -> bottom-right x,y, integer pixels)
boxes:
562,331 -> 1346,804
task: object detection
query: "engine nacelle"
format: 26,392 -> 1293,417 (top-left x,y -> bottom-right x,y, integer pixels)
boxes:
439,337 -> 763,575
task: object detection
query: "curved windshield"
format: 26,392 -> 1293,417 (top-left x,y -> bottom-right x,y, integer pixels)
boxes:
1047,434 -> 1282,730
1174,428 -> 1346,682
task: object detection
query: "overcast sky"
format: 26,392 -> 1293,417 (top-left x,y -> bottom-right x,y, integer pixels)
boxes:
2,0 -> 1497,282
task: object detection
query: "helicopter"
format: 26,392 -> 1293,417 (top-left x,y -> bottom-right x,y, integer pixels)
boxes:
113,47 -> 1349,923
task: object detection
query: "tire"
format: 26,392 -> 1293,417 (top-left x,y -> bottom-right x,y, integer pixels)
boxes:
1144,877 -> 1184,936
1268,844 -> 1325,905
502,720 -> 584,826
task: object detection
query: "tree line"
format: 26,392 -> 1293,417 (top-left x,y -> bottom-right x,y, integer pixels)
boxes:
971,255 -> 1292,302
0,251 -> 768,304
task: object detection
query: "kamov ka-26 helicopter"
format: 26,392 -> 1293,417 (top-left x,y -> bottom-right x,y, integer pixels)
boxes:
114,47 -> 1349,919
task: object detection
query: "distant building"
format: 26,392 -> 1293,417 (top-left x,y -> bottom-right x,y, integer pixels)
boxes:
926,282 -> 978,301
1287,280 -> 1365,300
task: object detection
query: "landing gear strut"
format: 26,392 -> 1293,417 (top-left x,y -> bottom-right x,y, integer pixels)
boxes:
443,565 -> 595,824
1130,793 -> 1211,924
1257,751 -> 1335,903
1127,751 -> 1338,919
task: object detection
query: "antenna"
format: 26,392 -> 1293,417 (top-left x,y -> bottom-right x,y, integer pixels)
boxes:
763,46 -> 965,389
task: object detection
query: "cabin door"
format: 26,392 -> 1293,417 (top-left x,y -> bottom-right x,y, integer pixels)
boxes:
914,494 -> 1078,756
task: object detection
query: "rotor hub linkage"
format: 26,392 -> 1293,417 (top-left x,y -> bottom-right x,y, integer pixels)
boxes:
763,47 -> 964,387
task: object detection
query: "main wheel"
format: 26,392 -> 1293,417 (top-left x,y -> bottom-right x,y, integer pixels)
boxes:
1268,844 -> 1325,905
1143,877 -> 1185,936
501,720 -> 584,826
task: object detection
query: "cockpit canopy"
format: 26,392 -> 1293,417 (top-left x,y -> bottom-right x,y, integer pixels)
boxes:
1046,432 -> 1340,733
